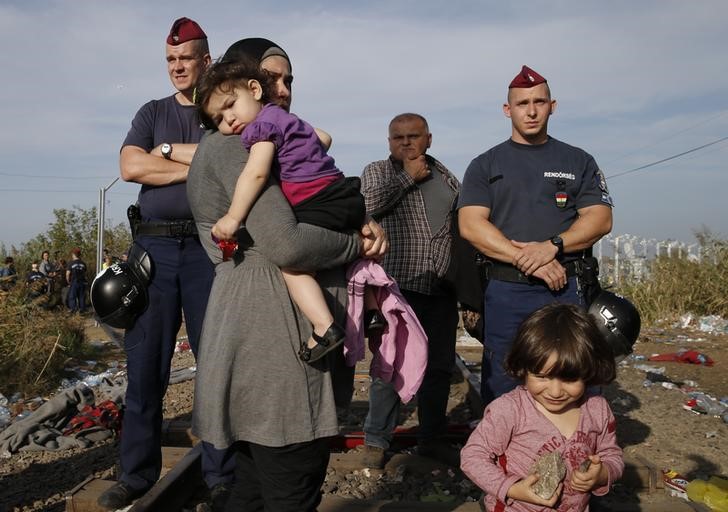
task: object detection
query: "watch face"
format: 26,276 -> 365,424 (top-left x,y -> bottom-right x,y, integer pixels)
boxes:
551,236 -> 564,252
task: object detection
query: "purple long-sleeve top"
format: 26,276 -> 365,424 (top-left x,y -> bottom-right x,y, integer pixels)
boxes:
242,103 -> 343,184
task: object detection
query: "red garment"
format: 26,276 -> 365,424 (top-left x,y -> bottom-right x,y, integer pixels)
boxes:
648,350 -> 714,366
63,400 -> 122,436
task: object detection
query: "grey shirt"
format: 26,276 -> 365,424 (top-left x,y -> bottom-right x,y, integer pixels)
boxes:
187,131 -> 360,448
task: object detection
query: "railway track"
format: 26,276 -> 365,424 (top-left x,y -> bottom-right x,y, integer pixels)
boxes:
64,349 -> 699,512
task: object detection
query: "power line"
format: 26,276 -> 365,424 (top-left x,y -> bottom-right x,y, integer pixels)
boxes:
602,109 -> 728,167
0,172 -> 114,180
0,188 -> 137,196
607,136 -> 728,180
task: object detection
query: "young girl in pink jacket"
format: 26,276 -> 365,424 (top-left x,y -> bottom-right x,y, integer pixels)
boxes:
461,303 -> 624,512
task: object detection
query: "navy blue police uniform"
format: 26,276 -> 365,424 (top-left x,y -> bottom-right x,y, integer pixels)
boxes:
458,137 -> 613,404
120,94 -> 233,492
67,258 -> 87,312
26,269 -> 48,299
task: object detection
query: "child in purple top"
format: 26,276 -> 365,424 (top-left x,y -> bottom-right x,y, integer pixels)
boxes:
197,58 -> 384,363
461,303 -> 624,512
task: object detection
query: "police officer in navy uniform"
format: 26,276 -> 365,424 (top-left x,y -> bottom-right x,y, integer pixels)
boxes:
458,65 -> 613,406
66,248 -> 88,312
98,17 -> 233,510
26,261 -> 49,300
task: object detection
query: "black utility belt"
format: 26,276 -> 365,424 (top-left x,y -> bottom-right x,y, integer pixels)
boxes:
136,220 -> 198,238
486,260 -> 580,285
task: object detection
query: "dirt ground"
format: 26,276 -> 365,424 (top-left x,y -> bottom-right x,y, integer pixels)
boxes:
0,318 -> 726,511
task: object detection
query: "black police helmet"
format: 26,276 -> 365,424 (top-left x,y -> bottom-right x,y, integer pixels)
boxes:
127,242 -> 152,285
588,290 -> 641,360
90,262 -> 148,329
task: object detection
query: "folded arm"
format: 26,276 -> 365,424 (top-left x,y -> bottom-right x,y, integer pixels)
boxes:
120,145 -> 192,186
511,204 -> 612,275
459,205 -> 566,290
458,205 -> 519,263
361,161 -> 417,219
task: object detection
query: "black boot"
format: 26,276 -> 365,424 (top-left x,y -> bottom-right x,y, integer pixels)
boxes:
97,481 -> 147,510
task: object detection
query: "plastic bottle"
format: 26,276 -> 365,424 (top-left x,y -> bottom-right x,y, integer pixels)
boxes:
690,392 -> 728,416
634,364 -> 666,374
0,406 -> 11,430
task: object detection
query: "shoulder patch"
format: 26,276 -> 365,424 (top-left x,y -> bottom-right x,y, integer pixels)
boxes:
596,169 -> 609,193
596,169 -> 614,206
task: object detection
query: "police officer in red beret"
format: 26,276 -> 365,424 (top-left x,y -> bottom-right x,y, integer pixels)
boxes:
98,17 -> 233,510
458,66 -> 614,406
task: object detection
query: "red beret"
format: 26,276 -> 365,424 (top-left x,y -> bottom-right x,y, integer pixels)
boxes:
509,65 -> 547,89
72,248 -> 81,256
167,17 -> 207,46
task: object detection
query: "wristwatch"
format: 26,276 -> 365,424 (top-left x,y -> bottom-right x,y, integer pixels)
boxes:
161,143 -> 173,160
550,235 -> 564,257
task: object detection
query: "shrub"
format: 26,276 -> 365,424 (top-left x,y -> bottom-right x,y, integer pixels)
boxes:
617,244 -> 728,325
0,287 -> 88,396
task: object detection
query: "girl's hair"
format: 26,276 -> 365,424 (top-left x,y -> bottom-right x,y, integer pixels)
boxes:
196,55 -> 276,129
504,303 -> 616,386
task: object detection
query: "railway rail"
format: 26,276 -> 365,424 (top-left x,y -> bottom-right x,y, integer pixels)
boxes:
64,350 -> 702,512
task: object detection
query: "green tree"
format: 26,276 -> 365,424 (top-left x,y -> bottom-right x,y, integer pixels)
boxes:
19,206 -> 131,278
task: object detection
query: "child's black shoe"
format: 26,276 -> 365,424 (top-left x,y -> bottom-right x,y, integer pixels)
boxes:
364,309 -> 386,337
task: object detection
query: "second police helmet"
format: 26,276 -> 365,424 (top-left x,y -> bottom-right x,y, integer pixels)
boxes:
588,290 -> 641,360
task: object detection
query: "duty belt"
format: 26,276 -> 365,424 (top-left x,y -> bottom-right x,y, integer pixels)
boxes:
485,259 -> 580,285
135,220 -> 198,238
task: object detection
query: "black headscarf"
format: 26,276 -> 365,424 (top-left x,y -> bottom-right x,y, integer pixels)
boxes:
221,38 -> 291,71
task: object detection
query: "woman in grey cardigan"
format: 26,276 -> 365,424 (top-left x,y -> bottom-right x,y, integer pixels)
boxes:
187,38 -> 386,511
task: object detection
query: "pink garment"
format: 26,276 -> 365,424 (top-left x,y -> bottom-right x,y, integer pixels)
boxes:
345,259 -> 428,403
460,386 -> 624,512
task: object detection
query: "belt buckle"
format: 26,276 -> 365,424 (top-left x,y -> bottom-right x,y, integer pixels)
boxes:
525,273 -> 537,285
169,222 -> 186,238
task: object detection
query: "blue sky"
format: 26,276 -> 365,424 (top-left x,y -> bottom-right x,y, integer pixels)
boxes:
1,0 -> 727,249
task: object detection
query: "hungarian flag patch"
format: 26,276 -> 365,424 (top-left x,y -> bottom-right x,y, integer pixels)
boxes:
555,191 -> 568,208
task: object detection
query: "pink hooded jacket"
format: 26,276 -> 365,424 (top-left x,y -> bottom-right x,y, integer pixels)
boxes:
345,260 -> 428,403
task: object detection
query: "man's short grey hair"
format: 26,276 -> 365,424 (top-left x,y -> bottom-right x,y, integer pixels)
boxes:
389,113 -> 429,132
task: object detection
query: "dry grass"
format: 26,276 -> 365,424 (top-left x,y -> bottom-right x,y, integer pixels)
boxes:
618,247 -> 728,325
1,242 -> 726,396
0,288 -> 87,397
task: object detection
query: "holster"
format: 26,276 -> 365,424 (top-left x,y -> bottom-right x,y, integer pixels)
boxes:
127,204 -> 142,240
575,256 -> 601,306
